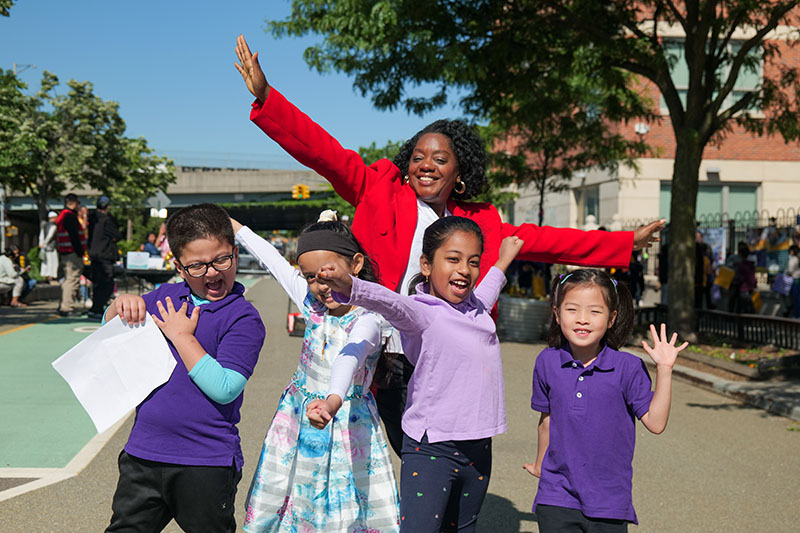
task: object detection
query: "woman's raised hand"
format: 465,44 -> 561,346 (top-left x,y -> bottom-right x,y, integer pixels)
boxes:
633,219 -> 666,250
235,34 -> 270,103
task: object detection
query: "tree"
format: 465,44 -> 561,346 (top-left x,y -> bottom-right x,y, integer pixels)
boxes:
0,70 -> 176,233
535,1 -> 800,336
1,0 -> 14,17
0,70 -> 34,188
269,0 -> 800,336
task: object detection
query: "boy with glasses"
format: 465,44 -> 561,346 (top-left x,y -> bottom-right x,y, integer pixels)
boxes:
104,204 -> 266,533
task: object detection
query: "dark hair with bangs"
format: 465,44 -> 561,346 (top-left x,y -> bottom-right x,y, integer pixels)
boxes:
546,269 -> 634,350
392,119 -> 488,200
298,220 -> 379,284
166,203 -> 235,260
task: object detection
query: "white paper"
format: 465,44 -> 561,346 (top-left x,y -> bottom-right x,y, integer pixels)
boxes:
52,314 -> 176,434
126,251 -> 150,270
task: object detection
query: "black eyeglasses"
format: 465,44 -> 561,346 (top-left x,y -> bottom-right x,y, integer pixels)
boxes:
176,254 -> 235,278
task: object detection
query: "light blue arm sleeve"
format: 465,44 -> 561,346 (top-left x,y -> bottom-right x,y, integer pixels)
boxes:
188,354 -> 248,404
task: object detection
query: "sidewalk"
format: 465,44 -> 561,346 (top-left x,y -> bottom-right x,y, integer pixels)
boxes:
636,348 -> 800,422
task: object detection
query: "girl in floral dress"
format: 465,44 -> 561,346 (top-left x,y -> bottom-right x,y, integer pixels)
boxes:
233,213 -> 400,533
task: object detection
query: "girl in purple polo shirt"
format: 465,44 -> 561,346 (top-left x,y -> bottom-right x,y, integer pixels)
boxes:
321,216 -> 524,533
526,269 -> 688,531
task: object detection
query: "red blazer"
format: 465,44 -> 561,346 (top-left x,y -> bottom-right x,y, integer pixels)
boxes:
251,90 -> 633,291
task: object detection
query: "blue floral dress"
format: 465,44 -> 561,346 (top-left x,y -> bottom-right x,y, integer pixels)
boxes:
243,292 -> 400,532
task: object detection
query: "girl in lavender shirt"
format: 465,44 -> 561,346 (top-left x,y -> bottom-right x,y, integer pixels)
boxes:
320,216 -> 524,532
525,269 -> 689,531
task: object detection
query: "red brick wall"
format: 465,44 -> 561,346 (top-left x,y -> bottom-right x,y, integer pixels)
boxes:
625,38 -> 800,161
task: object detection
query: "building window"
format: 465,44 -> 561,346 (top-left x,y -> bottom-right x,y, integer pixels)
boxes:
575,186 -> 599,226
659,182 -> 758,222
661,40 -> 762,112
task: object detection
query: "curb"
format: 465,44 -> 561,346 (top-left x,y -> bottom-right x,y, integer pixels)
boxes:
630,349 -> 800,423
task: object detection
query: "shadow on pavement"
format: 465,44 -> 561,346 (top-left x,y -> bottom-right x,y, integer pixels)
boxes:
480,493 -> 536,532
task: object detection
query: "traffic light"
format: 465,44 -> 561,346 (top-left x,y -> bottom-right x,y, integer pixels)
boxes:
300,184 -> 310,199
291,184 -> 301,199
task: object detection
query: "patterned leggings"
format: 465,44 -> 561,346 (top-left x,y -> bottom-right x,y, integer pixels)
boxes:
400,433 -> 492,532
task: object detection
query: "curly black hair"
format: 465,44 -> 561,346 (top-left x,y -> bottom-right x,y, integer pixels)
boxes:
392,119 -> 488,200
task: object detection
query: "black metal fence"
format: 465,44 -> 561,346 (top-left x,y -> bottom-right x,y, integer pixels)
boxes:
637,305 -> 800,351
620,206 -> 800,282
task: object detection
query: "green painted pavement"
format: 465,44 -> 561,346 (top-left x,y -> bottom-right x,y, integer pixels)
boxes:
0,318 -> 98,469
0,276 -> 265,469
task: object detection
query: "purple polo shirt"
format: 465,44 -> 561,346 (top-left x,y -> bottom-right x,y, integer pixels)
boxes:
124,281 -> 265,469
342,267 -> 507,443
531,345 -> 653,524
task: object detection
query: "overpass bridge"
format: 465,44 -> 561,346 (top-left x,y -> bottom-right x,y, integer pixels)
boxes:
4,167 -> 341,248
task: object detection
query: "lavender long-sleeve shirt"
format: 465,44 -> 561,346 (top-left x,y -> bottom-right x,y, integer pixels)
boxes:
342,267 -> 507,443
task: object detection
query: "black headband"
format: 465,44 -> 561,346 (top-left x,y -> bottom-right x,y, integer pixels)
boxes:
296,230 -> 360,259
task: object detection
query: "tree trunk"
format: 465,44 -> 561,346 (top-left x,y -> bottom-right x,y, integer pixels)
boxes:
34,181 -> 50,242
538,181 -> 545,226
668,131 -> 703,339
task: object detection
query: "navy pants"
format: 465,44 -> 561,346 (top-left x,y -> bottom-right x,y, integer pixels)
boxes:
400,433 -> 492,532
535,504 -> 628,533
106,451 -> 242,533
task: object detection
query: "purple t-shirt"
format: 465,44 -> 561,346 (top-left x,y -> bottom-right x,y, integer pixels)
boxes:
531,345 -> 653,524
124,281 -> 265,469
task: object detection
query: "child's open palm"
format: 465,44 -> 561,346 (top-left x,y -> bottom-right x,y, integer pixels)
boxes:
152,297 -> 200,344
641,323 -> 688,369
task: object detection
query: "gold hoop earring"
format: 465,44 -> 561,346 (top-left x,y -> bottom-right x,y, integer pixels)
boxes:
454,180 -> 466,194
404,175 -> 410,184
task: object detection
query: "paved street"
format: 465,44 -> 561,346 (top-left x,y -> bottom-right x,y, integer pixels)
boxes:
1,277 -> 799,532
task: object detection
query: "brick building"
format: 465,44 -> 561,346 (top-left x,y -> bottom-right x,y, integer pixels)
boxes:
510,21 -> 800,233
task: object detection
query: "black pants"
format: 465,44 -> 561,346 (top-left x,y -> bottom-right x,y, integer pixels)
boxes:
400,433 -> 492,532
106,451 -> 242,533
535,505 -> 628,532
375,352 -> 415,457
90,257 -> 115,315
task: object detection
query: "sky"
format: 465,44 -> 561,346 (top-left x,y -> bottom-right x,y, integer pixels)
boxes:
0,0 -> 463,169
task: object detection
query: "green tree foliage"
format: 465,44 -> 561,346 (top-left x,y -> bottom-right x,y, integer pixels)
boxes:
534,0 -> 800,336
270,0 -> 800,336
0,70 -> 176,232
0,0 -> 14,17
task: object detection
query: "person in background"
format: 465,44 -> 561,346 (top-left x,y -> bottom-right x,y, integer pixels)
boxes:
627,251 -> 645,308
694,231 -> 714,310
56,193 -> 87,317
729,242 -> 757,314
141,232 -> 161,257
787,245 -> 800,319
657,242 -> 669,305
88,196 -> 122,320
156,222 -> 170,258
39,210 -> 59,281
0,247 -> 30,307
7,245 -> 36,303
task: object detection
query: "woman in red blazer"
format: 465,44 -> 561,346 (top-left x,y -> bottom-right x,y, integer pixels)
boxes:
235,34 -> 664,454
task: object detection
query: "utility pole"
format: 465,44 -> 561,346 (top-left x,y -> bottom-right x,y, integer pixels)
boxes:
12,63 -> 35,75
0,185 -> 6,253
